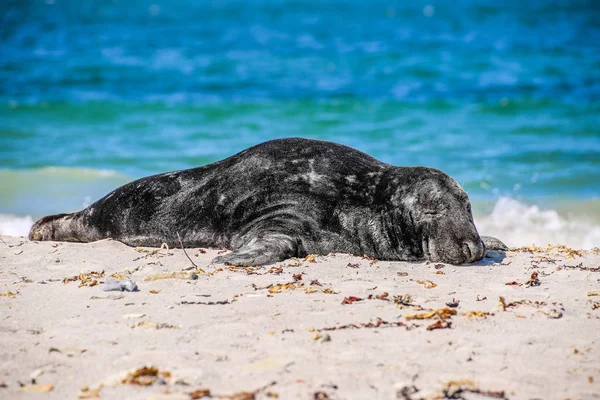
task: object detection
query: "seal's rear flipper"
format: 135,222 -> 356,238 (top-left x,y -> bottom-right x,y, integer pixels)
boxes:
211,234 -> 299,267
481,235 -> 508,251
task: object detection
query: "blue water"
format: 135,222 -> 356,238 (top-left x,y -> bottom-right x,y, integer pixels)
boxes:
1,0 -> 599,246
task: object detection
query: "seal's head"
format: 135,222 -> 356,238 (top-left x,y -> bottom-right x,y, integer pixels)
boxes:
394,167 -> 485,264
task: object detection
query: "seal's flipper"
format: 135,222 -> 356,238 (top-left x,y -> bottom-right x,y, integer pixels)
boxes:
212,234 -> 299,267
481,236 -> 508,251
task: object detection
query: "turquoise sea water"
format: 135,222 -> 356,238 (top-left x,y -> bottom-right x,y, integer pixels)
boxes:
1,0 -> 599,247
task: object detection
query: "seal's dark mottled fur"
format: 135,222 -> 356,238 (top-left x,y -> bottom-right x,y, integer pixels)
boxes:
29,138 -> 506,265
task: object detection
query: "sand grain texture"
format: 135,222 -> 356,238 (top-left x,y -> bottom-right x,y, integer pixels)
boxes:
1,235 -> 599,399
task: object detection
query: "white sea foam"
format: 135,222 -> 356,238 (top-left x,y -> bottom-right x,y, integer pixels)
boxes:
0,215 -> 34,238
475,197 -> 600,249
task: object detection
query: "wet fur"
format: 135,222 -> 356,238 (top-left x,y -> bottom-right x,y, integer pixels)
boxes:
29,138 -> 506,265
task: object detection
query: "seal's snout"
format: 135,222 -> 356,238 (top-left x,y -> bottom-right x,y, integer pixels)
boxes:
463,239 -> 485,263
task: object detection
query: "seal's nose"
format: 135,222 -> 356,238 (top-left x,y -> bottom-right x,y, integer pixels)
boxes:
463,239 -> 485,263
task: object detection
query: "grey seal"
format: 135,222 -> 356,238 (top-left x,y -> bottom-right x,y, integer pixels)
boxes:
29,138 -> 506,265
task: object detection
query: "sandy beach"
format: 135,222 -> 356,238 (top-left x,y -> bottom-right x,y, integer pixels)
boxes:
1,235 -> 599,399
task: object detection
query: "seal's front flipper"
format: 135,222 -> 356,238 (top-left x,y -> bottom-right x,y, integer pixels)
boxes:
481,236 -> 508,251
482,235 -> 508,261
211,234 -> 299,267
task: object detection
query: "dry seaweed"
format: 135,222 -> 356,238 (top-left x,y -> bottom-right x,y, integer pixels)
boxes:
122,366 -> 171,386
189,388 -> 211,399
512,244 -> 583,258
304,254 -> 317,263
426,320 -> 452,331
442,379 -> 508,399
63,270 -> 105,287
317,317 -> 406,332
341,296 -> 363,304
405,308 -> 456,320
18,383 -> 54,393
180,300 -> 230,305
416,280 -> 437,289
77,386 -> 101,398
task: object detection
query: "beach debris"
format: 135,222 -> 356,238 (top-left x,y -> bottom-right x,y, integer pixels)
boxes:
180,300 -> 231,305
100,278 -> 138,292
396,385 -> 420,400
476,295 -> 487,301
144,271 -> 198,281
18,383 -> 54,393
361,254 -> 378,264
77,386 -> 102,399
397,272 -> 409,277
586,290 -> 600,297
346,262 -> 360,268
0,291 -> 18,298
524,271 -> 541,287
122,313 -> 145,319
29,365 -> 56,380
316,317 -> 406,332
498,296 -> 564,318
512,244 -> 583,258
186,381 -> 276,400
134,243 -> 170,260
405,308 -> 456,321
375,292 -> 389,300
393,294 -> 416,308
505,281 -> 521,286
416,279 -> 437,289
304,254 -> 317,263
341,296 -> 363,304
133,321 -> 179,329
149,289 -> 161,294
557,263 -> 599,272
462,311 -> 493,319
284,259 -> 303,267
189,388 -> 211,398
49,347 -> 87,356
122,366 -> 171,386
314,392 -> 330,400
440,379 -> 508,399
426,320 -> 452,331
446,298 -> 460,308
90,294 -> 125,300
265,280 -> 336,295
63,270 -> 105,287
292,273 -> 303,281
269,283 -> 298,293
434,263 -> 445,269
590,301 -> 600,310
177,232 -> 199,269
0,381 -> 6,388
267,266 -> 283,274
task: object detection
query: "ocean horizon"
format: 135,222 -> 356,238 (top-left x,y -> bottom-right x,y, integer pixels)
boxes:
1,0 -> 599,248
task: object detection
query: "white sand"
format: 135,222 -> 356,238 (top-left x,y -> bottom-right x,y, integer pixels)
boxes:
1,235 -> 599,399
